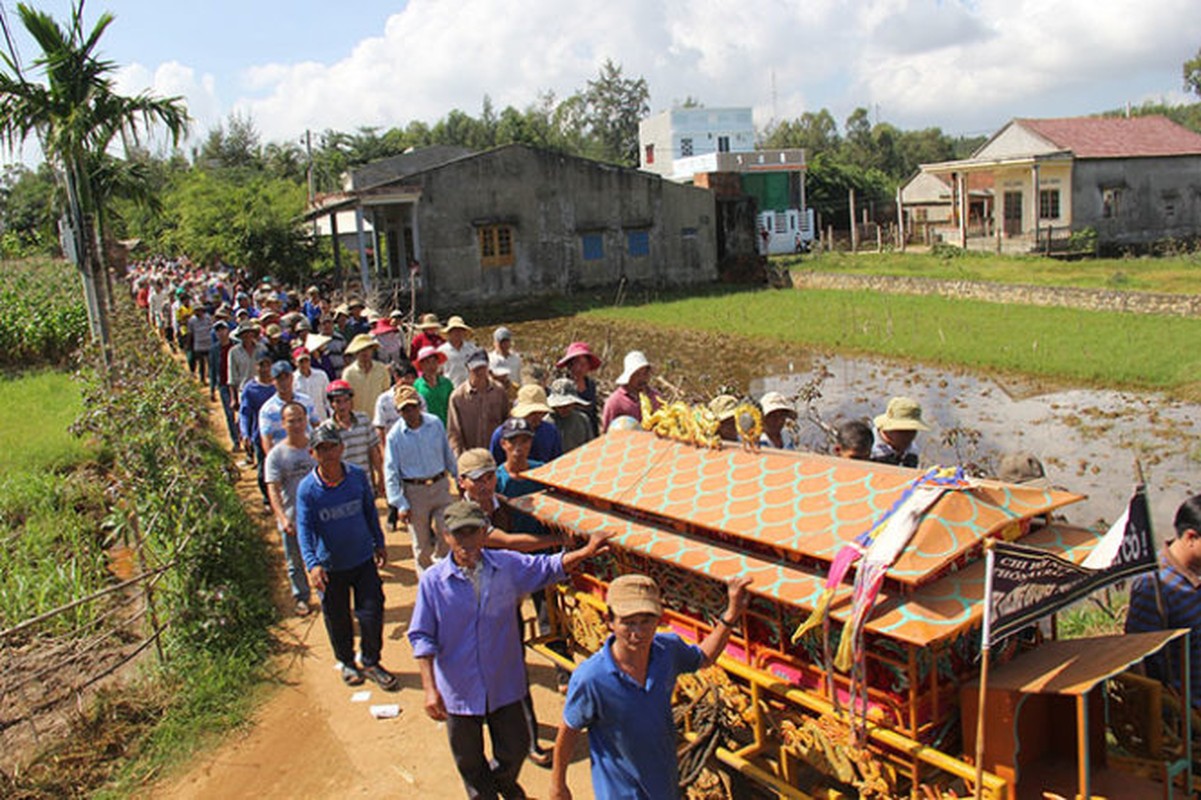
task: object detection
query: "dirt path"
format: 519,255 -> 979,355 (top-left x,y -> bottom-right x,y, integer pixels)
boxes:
149,393 -> 593,799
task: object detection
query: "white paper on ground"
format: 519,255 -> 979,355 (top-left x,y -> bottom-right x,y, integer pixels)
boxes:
350,690 -> 372,703
369,704 -> 401,719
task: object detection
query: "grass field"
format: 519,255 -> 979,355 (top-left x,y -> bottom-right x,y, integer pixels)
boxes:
0,370 -> 93,473
583,287 -> 1201,393
781,250 -> 1201,294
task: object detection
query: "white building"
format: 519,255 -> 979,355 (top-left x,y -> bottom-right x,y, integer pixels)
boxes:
639,107 -> 756,179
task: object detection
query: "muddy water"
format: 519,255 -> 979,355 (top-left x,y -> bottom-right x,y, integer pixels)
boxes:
506,316 -> 1198,539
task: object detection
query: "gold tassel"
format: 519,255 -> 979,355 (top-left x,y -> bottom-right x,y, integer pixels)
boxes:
833,617 -> 855,672
790,589 -> 833,644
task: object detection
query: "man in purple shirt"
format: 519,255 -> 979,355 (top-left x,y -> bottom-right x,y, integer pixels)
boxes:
408,500 -> 611,800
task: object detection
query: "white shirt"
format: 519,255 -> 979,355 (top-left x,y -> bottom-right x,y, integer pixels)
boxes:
294,368 -> 330,421
438,340 -> 478,388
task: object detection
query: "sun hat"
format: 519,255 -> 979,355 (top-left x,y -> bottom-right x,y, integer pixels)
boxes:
212,320 -> 230,331
304,333 -> 331,354
615,351 -> 652,386
501,417 -> 535,440
493,326 -> 513,343
442,500 -> 489,534
393,385 -> 422,409
344,333 -> 379,355
415,345 -> 447,365
347,298 -> 365,310
334,303 -> 350,318
511,384 -> 552,418
417,312 -> 441,330
265,323 -> 282,337
325,379 -> 354,398
709,394 -> 739,422
873,396 -> 930,432
443,315 -> 472,335
259,310 -> 280,323
547,378 -> 585,409
389,308 -> 404,319
370,318 -> 398,336
997,451 -> 1051,488
271,360 -> 294,378
607,574 -> 663,617
760,391 -> 797,418
555,341 -> 601,371
310,422 -> 342,447
457,448 -> 497,480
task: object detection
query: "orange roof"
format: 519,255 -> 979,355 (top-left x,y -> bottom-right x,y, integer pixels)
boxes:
1017,115 -> 1201,158
525,432 -> 1083,587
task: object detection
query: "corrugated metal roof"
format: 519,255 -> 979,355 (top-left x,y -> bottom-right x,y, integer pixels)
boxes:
1017,115 -> 1201,158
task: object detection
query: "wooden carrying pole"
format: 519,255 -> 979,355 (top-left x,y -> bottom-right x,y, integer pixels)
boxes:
974,539 -> 995,800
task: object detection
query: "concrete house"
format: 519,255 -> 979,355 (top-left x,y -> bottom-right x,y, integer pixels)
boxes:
305,144 -> 718,307
917,115 -> 1201,252
639,106 -> 813,254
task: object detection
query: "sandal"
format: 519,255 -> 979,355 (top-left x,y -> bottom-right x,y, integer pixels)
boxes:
294,600 -> 311,617
341,665 -> 365,686
361,664 -> 400,692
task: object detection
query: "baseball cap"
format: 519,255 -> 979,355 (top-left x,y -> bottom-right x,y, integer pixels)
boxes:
442,499 -> 488,534
271,360 -> 294,378
501,417 -> 535,440
457,448 -> 497,480
466,348 -> 489,370
607,574 -> 663,617
393,384 -> 422,409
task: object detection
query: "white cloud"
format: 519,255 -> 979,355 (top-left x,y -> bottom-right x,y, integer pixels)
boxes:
108,0 -> 1201,150
114,61 -> 223,151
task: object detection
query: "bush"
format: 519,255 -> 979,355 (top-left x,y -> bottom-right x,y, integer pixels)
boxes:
0,257 -> 89,367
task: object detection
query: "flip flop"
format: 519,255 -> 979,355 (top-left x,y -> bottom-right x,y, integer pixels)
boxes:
341,665 -> 365,686
362,665 -> 400,692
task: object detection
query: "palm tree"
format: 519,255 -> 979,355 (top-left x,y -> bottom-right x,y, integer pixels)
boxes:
0,1 -> 188,355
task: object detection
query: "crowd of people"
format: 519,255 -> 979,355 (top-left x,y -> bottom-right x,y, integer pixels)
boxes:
128,258 -> 1201,799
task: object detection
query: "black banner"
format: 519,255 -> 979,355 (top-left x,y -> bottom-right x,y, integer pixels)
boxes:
987,487 -> 1154,647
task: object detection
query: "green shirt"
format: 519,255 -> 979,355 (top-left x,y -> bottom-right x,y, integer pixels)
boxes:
416,375 -> 454,424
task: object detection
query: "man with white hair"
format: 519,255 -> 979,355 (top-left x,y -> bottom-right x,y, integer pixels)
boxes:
601,351 -> 662,432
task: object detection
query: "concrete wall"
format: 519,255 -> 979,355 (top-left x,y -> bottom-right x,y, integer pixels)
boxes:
976,123 -> 1058,159
412,145 -> 718,307
1072,156 -> 1201,245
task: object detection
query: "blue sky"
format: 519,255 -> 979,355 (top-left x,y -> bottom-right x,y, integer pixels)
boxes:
3,0 -> 1199,163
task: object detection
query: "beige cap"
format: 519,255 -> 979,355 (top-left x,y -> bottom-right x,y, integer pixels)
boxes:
873,396 -> 930,432
759,391 -> 796,418
458,448 -> 497,480
607,574 -> 663,617
393,385 -> 422,409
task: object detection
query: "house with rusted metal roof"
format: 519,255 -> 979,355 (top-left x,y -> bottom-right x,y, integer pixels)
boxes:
914,115 -> 1201,253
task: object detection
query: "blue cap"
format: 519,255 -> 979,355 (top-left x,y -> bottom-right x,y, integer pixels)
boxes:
271,360 -> 294,377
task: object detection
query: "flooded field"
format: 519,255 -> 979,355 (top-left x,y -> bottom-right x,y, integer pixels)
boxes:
508,315 -> 1199,539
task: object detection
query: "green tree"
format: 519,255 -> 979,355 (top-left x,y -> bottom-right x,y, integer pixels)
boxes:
0,163 -> 57,254
196,112 -> 262,172
577,59 -> 650,166
1185,47 -> 1201,97
762,109 -> 841,155
0,1 -> 188,352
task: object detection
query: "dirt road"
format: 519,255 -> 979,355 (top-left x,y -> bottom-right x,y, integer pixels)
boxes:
151,402 -> 593,799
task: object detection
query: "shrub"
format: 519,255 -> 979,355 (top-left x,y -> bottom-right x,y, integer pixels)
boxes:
0,257 -> 88,367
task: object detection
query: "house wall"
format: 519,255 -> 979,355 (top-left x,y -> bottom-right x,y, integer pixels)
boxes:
1071,156 -> 1201,245
975,123 -> 1058,159
412,146 -> 717,307
992,162 -> 1073,233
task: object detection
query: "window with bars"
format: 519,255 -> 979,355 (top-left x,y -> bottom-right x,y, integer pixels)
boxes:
1102,188 -> 1122,219
626,230 -> 649,257
581,233 -> 604,261
680,138 -> 693,157
1039,189 -> 1060,220
478,225 -> 514,268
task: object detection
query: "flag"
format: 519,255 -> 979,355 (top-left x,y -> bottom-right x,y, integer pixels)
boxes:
985,486 -> 1154,648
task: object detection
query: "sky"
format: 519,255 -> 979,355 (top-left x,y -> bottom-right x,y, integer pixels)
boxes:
4,0 -> 1200,163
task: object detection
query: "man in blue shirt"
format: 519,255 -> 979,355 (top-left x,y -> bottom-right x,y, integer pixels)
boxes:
296,424 -> 398,691
383,384 -> 457,575
409,500 -> 611,800
549,573 -> 752,800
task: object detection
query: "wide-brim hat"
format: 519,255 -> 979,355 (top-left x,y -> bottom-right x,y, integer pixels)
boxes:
370,319 -> 398,336
511,384 -> 552,417
547,378 -> 585,408
708,394 -> 739,422
333,303 -> 350,318
417,313 -> 441,330
615,350 -> 651,386
345,333 -> 380,355
415,345 -> 447,365
304,333 -> 331,353
233,322 -> 260,338
607,574 -> 663,617
873,396 -> 930,432
443,315 -> 472,335
997,451 -> 1051,488
555,341 -> 601,371
760,391 -> 797,418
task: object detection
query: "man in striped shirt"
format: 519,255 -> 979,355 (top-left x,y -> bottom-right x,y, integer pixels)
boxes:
322,380 -> 384,498
1125,494 -> 1201,707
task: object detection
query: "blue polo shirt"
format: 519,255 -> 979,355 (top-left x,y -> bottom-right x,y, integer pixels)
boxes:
562,633 -> 703,799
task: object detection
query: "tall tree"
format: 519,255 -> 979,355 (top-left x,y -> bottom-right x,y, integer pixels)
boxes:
578,59 -> 650,166
0,1 -> 188,353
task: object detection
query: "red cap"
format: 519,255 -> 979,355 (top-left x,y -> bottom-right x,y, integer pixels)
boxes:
326,379 -> 353,397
